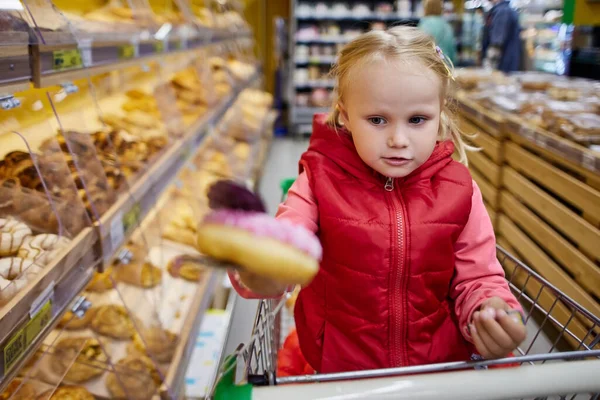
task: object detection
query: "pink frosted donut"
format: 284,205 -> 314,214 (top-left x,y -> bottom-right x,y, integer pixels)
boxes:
197,210 -> 321,285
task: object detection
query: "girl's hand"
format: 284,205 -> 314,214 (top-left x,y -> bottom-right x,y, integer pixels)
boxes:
237,270 -> 288,297
470,297 -> 527,359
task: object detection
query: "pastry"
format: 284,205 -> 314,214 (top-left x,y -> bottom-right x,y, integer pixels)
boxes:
51,337 -> 108,383
0,218 -> 32,256
18,234 -> 71,266
162,224 -> 196,247
167,255 -> 204,281
86,268 -> 115,292
90,305 -> 136,339
1,378 -> 37,400
37,386 -> 94,400
57,308 -> 95,330
115,261 -> 162,288
0,257 -> 42,281
129,327 -> 178,363
197,181 -> 321,286
105,355 -> 161,400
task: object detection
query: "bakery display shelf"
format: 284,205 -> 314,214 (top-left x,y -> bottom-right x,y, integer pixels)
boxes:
0,232 -> 99,390
504,115 -> 600,176
31,31 -> 252,89
97,69 -> 262,266
0,44 -> 31,94
455,92 -> 506,139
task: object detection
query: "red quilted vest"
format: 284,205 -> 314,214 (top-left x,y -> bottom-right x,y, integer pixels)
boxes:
295,114 -> 474,373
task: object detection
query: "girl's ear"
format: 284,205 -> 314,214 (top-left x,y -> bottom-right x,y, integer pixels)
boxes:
338,103 -> 350,126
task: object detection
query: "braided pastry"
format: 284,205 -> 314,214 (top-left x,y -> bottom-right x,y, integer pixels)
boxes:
0,218 -> 32,256
18,234 -> 71,266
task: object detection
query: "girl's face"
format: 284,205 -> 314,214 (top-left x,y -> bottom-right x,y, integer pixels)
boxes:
339,58 -> 442,179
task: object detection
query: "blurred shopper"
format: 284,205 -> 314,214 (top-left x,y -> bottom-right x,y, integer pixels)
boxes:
418,0 -> 457,64
482,0 -> 522,72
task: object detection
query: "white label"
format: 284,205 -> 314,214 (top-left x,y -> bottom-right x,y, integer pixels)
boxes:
110,212 -> 125,253
78,39 -> 93,67
30,281 -> 55,318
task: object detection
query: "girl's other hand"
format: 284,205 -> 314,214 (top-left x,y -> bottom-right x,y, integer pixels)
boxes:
470,296 -> 527,359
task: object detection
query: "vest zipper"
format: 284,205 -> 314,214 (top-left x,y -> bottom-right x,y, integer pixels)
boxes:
385,177 -> 394,191
386,180 -> 406,368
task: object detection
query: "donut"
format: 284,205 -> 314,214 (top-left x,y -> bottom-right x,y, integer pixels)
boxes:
18,234 -> 71,266
197,210 -> 321,286
51,337 -> 108,383
0,257 -> 43,305
0,218 -> 32,256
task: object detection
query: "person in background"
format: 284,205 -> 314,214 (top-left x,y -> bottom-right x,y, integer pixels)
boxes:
482,0 -> 522,72
418,0 -> 457,65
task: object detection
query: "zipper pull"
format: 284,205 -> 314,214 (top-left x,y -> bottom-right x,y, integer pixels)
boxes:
385,177 -> 394,191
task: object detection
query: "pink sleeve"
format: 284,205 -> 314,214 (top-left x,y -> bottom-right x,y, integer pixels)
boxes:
275,172 -> 319,233
228,172 -> 319,299
450,180 -> 522,342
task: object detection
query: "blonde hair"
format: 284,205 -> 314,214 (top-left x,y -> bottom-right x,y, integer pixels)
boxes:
327,26 -> 474,165
424,0 -> 443,16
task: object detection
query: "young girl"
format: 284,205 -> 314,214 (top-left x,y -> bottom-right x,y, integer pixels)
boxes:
230,26 -> 526,373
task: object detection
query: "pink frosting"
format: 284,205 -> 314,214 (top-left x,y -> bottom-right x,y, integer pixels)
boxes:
203,210 -> 322,260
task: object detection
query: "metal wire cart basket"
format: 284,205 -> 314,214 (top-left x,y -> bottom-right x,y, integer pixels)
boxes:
210,181 -> 600,399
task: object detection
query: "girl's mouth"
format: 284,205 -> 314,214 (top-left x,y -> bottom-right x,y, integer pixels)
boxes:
383,157 -> 412,166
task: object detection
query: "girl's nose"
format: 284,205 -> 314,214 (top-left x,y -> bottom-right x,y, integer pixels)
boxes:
387,128 -> 409,148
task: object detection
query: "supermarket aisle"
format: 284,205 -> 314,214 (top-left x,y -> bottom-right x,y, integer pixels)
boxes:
259,137 -> 310,214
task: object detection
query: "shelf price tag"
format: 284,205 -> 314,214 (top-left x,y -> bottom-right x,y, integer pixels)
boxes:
119,44 -> 136,60
122,203 -> 141,233
53,49 -> 83,71
4,301 -> 52,373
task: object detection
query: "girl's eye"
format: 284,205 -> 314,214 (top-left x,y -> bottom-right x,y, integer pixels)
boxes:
368,117 -> 386,125
409,116 -> 427,125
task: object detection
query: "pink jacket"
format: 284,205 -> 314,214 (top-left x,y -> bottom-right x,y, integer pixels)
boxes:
229,172 -> 519,343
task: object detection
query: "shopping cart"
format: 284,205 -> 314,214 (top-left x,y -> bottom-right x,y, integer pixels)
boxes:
210,180 -> 600,400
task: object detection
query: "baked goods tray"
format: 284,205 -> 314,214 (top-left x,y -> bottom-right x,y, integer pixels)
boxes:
96,69 -> 262,266
455,92 -> 506,138
0,226 -> 98,387
20,239 -> 217,400
504,115 -> 600,175
31,31 -> 252,89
